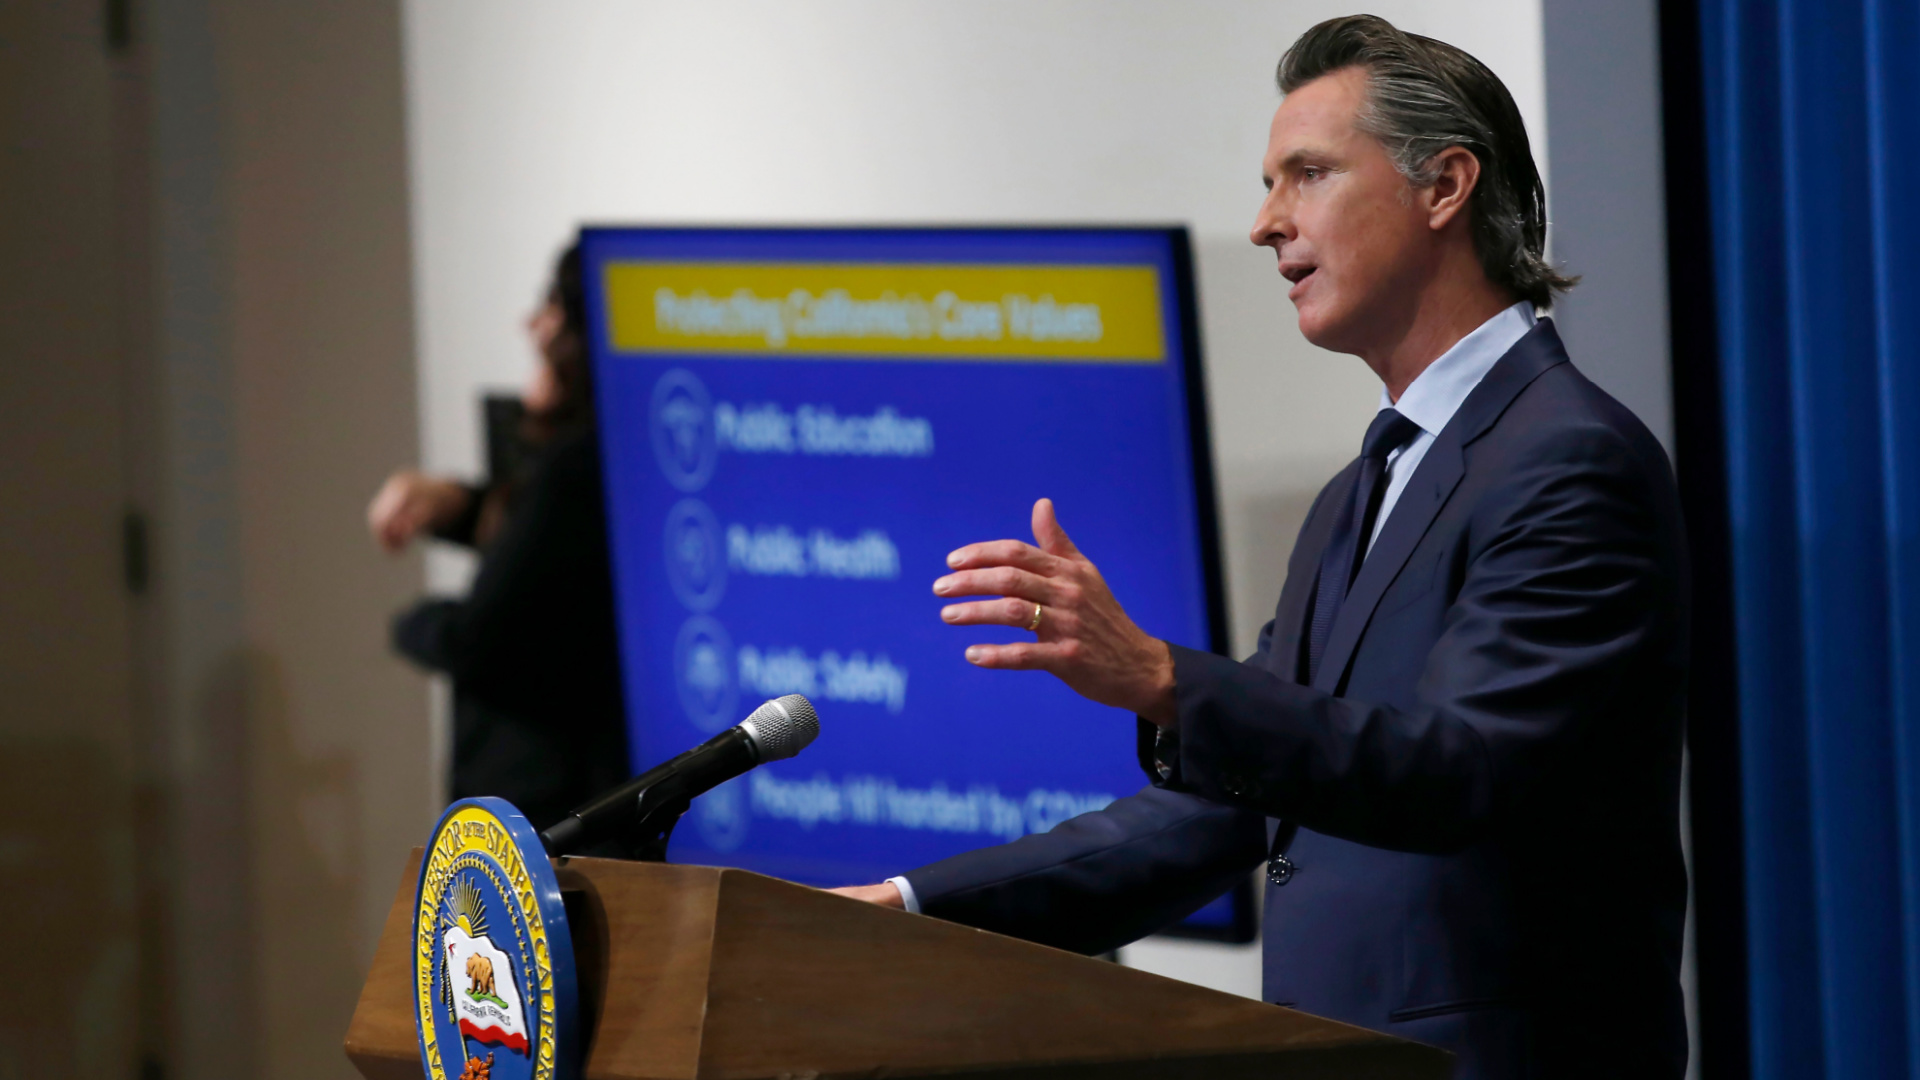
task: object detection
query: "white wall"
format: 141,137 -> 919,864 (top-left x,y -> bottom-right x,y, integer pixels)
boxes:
400,0 -> 1548,997
1543,0 -> 1673,450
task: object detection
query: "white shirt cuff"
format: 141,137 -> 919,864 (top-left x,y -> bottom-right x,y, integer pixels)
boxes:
885,875 -> 921,914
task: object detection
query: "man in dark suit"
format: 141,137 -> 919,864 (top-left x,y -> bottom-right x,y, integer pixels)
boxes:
834,15 -> 1687,1078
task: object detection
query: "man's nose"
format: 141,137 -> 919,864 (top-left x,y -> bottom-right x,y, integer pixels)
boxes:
1251,198 -> 1282,247
1250,190 -> 1291,248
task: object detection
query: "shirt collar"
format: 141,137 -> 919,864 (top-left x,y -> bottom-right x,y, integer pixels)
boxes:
1379,300 -> 1537,437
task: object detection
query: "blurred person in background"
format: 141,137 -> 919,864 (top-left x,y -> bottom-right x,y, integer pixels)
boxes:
369,241 -> 629,829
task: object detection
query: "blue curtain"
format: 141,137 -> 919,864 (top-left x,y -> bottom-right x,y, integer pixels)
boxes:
1697,0 -> 1920,1076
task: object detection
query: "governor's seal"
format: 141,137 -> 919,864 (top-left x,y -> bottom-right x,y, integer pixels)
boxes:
413,797 -> 578,1080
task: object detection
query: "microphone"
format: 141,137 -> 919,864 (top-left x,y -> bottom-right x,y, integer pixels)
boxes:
540,694 -> 818,857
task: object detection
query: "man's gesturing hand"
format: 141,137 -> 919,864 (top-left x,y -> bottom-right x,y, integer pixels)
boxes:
935,498 -> 1177,725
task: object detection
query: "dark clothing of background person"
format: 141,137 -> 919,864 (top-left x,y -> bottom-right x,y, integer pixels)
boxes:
900,323 -> 1690,1080
392,427 -> 629,830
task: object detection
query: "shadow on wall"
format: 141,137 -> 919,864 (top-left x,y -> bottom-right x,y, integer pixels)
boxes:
0,740 -> 138,1080
22,651 -> 381,1080
236,650 -> 369,1078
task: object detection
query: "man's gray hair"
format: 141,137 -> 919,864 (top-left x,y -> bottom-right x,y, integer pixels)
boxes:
1277,15 -> 1576,308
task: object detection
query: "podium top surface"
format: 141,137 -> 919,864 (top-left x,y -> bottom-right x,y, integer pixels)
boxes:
347,852 -> 1449,1080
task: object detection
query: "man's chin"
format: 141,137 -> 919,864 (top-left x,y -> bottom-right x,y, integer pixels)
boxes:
1293,304 -> 1352,353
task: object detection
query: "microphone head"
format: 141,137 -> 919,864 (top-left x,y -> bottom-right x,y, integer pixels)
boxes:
738,694 -> 819,762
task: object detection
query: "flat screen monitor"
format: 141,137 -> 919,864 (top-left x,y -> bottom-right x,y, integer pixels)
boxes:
581,225 -> 1251,940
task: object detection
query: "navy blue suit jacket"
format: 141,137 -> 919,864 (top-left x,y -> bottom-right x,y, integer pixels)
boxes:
902,321 -> 1690,1079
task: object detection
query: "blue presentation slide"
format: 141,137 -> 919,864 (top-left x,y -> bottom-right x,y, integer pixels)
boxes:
582,226 -> 1243,932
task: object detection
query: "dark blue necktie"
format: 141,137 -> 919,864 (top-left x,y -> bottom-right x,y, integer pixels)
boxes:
1306,407 -> 1421,682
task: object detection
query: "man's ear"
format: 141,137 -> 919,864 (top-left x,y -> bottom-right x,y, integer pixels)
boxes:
1424,146 -> 1482,232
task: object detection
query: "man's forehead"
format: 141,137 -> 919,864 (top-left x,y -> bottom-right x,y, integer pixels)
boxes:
1271,69 -> 1366,145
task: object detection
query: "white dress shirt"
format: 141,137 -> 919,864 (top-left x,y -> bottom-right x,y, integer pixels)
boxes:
1368,301 -> 1536,553
883,302 -> 1536,917
889,873 -> 922,913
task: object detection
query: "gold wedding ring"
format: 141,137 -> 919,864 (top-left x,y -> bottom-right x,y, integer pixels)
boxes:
1027,603 -> 1044,633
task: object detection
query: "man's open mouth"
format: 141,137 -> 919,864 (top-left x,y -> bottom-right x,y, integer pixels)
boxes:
1282,265 -> 1318,284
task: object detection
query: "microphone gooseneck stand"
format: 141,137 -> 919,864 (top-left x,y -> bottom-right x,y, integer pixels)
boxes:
621,775 -> 695,863
539,694 -> 820,862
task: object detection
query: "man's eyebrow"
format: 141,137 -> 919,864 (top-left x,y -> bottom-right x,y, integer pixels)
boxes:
1279,147 -> 1332,170
1265,146 -> 1334,188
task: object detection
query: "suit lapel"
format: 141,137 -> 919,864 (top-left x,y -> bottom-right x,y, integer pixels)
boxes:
1310,439 -> 1465,693
1268,463 -> 1358,681
1309,319 -> 1572,694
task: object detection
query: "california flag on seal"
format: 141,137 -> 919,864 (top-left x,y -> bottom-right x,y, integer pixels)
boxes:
441,878 -> 531,1055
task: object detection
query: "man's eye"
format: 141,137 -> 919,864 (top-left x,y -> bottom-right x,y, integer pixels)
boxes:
1302,167 -> 1324,181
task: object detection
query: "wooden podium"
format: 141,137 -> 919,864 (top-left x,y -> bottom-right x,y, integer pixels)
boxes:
346,851 -> 1449,1079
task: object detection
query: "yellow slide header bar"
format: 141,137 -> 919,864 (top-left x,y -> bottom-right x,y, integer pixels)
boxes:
604,262 -> 1166,362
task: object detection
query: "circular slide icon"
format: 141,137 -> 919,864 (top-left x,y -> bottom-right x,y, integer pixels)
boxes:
693,776 -> 750,851
663,498 -> 727,612
674,615 -> 737,733
650,369 -> 718,492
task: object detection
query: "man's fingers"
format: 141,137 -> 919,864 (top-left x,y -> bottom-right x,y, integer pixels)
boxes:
941,598 -> 1080,637
824,883 -> 905,908
945,538 -> 1055,573
377,519 -> 410,554
962,641 -> 1059,670
941,597 -> 1047,628
1032,498 -> 1082,558
933,565 -> 1054,602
